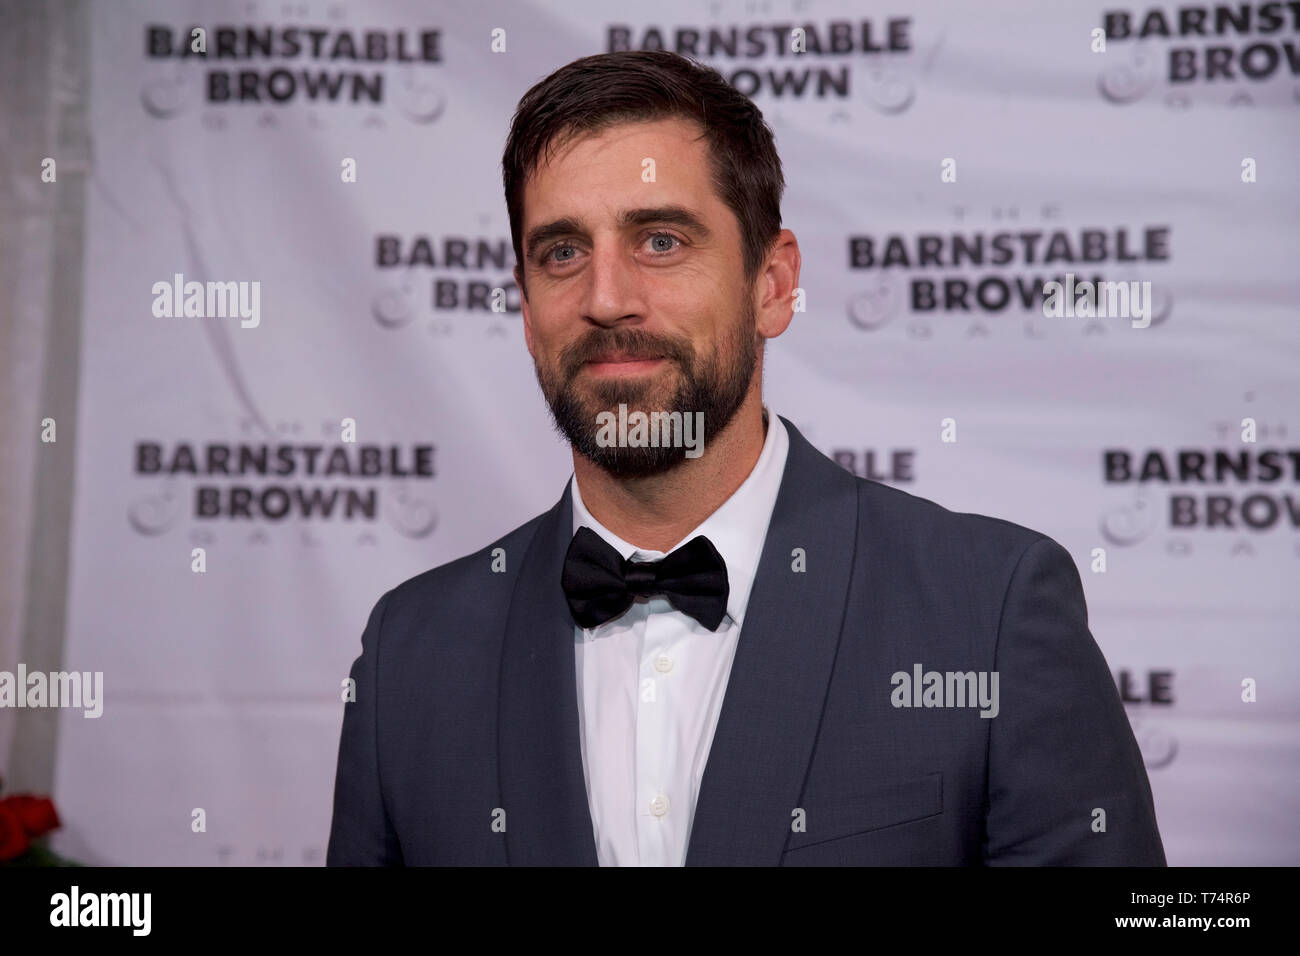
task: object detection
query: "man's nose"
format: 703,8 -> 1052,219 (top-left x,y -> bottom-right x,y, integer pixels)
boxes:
580,239 -> 641,326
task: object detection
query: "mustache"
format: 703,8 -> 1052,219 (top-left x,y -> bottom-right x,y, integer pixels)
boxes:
559,329 -> 693,379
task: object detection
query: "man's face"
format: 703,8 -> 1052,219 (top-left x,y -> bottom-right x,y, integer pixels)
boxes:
514,117 -> 760,478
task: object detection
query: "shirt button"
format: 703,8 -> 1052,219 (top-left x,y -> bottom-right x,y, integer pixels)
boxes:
649,793 -> 670,817
653,655 -> 673,674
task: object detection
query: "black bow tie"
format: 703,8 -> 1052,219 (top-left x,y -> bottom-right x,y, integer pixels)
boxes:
561,526 -> 730,631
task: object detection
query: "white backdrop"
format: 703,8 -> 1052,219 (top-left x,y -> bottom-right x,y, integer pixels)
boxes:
51,0 -> 1300,865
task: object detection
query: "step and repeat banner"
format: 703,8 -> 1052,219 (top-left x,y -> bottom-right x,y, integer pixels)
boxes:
52,0 -> 1298,865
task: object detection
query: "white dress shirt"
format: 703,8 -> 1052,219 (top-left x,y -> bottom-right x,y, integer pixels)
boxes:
570,406 -> 790,866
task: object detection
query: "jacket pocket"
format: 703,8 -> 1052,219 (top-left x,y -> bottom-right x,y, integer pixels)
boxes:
785,771 -> 943,851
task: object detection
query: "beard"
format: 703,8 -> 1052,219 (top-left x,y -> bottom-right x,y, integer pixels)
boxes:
534,299 -> 759,478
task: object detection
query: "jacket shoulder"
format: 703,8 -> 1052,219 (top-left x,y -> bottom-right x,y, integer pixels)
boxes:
785,418 -> 1053,567
378,508 -> 553,633
850,474 -> 1063,585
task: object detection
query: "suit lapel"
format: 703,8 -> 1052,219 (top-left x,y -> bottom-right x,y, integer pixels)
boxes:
497,483 -> 600,865
685,417 -> 859,865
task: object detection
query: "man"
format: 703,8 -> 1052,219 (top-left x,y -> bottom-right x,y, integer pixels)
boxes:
327,50 -> 1166,866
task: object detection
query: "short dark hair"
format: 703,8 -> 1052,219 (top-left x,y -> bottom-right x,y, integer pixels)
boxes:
502,50 -> 785,299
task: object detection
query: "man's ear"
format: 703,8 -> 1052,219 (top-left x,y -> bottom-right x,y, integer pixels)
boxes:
756,229 -> 800,341
514,264 -> 535,358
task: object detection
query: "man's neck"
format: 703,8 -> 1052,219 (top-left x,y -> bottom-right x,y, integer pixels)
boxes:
572,394 -> 769,553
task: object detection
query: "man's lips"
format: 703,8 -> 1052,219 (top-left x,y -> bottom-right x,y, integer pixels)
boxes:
581,355 -> 667,374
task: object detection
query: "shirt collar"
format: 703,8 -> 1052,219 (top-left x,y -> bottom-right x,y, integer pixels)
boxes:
569,406 -> 790,629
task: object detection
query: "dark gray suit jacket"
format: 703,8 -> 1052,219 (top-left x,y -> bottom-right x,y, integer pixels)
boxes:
327,416 -> 1166,865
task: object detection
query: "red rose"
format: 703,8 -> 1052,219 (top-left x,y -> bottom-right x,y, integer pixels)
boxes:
0,802 -> 30,861
2,795 -> 61,838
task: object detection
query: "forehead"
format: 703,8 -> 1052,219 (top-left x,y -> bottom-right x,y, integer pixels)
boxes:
523,116 -> 719,217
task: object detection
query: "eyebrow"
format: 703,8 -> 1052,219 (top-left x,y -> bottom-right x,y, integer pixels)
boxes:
523,205 -> 714,264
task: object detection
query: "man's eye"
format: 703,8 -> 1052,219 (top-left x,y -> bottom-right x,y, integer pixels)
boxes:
546,243 -> 578,263
646,233 -> 682,254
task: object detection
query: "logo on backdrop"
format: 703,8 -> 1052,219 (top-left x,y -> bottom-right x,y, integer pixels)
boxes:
372,232 -> 520,337
1098,4 -> 1300,107
1099,409 -> 1296,555
140,17 -> 445,123
607,16 -> 929,114
127,423 -> 438,542
1115,668 -> 1178,769
846,204 -> 1174,338
830,447 -> 917,483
